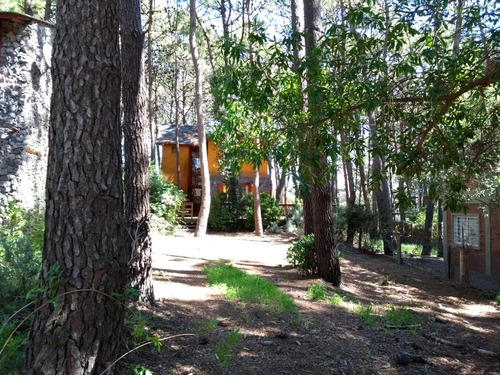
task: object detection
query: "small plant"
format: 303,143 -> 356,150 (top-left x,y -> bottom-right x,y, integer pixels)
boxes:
326,293 -> 345,306
192,317 -> 219,343
215,328 -> 244,369
149,166 -> 185,234
383,306 -> 420,329
482,290 -> 500,310
353,303 -> 377,326
204,264 -> 296,313
286,234 -> 316,276
307,283 -> 327,300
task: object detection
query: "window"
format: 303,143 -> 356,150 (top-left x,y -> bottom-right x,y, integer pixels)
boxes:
452,215 -> 479,248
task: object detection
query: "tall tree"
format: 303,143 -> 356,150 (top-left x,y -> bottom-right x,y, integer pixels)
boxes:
304,0 -> 341,285
120,0 -> 155,303
23,0 -> 127,372
189,0 -> 211,236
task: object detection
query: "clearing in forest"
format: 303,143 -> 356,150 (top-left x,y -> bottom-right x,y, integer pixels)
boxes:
123,231 -> 500,375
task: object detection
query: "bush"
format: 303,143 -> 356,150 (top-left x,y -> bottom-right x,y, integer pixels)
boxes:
0,202 -> 44,374
286,234 -> 316,276
242,192 -> 284,231
208,193 -> 239,231
283,203 -> 303,235
149,167 -> 185,234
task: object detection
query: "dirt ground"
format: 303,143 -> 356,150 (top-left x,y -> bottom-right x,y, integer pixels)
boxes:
123,231 -> 500,375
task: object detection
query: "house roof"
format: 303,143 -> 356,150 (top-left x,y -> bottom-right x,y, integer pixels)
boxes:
156,124 -> 213,146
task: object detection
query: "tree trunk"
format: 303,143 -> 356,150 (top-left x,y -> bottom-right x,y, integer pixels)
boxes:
190,0 -> 211,237
147,0 -> 156,164
24,0 -> 34,15
44,0 -> 52,20
275,165 -> 287,204
369,113 -> 394,256
304,0 -> 341,285
120,0 -> 155,304
342,134 -> 356,245
253,166 -> 264,236
23,0 -> 127,372
437,198 -> 444,257
421,198 -> 435,256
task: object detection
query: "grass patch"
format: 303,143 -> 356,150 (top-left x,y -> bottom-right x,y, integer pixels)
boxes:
401,243 -> 437,257
352,303 -> 377,326
203,264 -> 296,313
383,305 -> 420,329
307,283 -> 344,306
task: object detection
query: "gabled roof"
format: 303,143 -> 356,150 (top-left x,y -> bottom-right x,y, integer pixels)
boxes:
156,124 -> 213,146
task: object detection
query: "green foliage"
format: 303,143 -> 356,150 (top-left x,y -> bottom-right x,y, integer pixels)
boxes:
334,204 -> 374,242
192,317 -> 218,342
0,202 -> 44,374
242,192 -> 284,231
383,306 -> 420,329
208,193 -> 239,231
286,234 -> 316,276
204,264 -> 296,313
215,329 -> 244,369
307,283 -> 327,300
149,167 -> 185,234
482,290 -> 500,311
353,303 -> 376,326
306,283 -> 345,305
283,203 -> 304,235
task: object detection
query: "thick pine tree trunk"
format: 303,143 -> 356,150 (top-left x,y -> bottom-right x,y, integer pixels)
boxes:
23,0 -> 127,373
421,198 -> 435,256
304,0 -> 341,285
120,0 -> 155,303
437,198 -> 444,257
190,0 -> 211,237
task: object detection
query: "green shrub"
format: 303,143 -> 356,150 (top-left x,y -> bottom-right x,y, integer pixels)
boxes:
383,306 -> 420,329
242,192 -> 284,231
208,193 -> 241,231
0,202 -> 44,374
353,303 -> 376,326
286,234 -> 316,276
283,203 -> 303,235
307,283 -> 327,300
149,167 -> 184,234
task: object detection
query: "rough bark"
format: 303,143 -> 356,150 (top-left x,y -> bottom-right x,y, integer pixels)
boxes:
147,0 -> 156,164
421,198 -> 435,256
23,0 -> 127,373
304,0 -> 341,285
190,0 -> 211,237
120,0 -> 155,304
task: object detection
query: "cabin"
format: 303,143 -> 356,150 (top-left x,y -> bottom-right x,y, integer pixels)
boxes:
156,124 -> 271,215
444,201 -> 500,289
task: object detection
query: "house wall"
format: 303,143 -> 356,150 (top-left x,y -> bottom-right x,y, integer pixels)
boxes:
0,18 -> 53,221
161,144 -> 190,194
447,203 -> 500,289
207,139 -> 269,178
490,205 -> 500,279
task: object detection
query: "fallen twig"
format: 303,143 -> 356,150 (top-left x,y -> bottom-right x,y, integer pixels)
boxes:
423,333 -> 500,358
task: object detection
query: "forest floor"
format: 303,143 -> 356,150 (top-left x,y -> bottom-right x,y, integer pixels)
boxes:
123,231 -> 500,375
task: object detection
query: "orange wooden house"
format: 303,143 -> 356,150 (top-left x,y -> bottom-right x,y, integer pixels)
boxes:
156,124 -> 270,214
